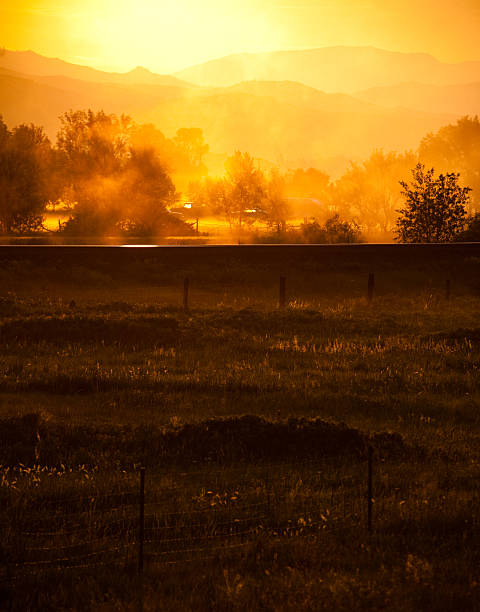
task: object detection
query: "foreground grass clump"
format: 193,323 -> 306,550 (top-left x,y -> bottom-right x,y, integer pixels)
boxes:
0,279 -> 479,610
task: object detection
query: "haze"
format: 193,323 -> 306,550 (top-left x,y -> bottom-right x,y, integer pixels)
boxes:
2,0 -> 480,74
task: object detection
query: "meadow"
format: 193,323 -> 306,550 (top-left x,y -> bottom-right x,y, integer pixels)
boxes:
0,244 -> 479,611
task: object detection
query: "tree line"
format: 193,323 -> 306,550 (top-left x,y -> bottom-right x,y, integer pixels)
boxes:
0,110 -> 209,237
0,110 -> 479,242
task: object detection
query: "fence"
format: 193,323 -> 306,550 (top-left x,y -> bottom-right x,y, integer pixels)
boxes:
181,273 -> 454,310
1,453 -> 378,582
2,449 -> 476,586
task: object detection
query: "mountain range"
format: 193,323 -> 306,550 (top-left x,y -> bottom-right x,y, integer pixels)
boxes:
1,48 -> 479,175
174,46 -> 480,92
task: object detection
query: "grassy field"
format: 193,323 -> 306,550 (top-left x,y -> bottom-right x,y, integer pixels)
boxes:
1,245 -> 479,611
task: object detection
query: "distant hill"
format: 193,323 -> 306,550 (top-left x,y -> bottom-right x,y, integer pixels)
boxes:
139,89 -> 454,172
174,46 -> 480,93
0,49 -> 192,88
0,66 -> 192,137
0,69 -> 92,137
211,81 -> 375,113
355,82 -> 480,116
0,49 -> 470,176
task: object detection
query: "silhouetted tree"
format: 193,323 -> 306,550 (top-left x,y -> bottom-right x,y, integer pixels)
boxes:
395,164 -> 470,243
0,117 -> 52,233
457,213 -> 480,242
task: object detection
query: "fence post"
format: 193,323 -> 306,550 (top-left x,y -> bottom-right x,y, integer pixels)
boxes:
183,277 -> 189,311
138,467 -> 145,574
367,446 -> 373,533
367,272 -> 375,304
279,276 -> 286,309
445,279 -> 451,300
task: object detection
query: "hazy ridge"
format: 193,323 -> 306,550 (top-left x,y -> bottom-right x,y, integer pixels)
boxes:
0,49 -> 191,87
1,47 -> 478,174
174,46 -> 480,92
355,81 -> 480,115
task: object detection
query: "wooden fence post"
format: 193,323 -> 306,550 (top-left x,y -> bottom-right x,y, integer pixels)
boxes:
367,272 -> 375,304
183,277 -> 189,311
367,446 -> 373,533
138,467 -> 145,574
279,276 -> 286,309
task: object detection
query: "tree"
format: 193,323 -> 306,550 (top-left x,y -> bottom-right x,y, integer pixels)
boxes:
56,110 -> 131,181
118,147 -> 179,235
419,116 -> 480,212
223,152 -> 266,227
300,214 -> 363,244
285,167 -> 331,200
395,164 -> 470,243
57,110 -> 131,234
457,213 -> 480,242
173,128 -> 209,172
263,169 -> 290,231
334,150 -> 417,239
0,117 -> 53,233
62,145 -> 181,236
57,110 -> 188,236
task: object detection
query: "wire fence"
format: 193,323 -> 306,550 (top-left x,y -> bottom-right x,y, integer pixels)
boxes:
2,452 -> 478,584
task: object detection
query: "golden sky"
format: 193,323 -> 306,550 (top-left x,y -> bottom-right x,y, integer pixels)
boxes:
1,0 -> 480,74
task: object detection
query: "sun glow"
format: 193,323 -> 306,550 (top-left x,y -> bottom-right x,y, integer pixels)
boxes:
1,0 -> 280,73
1,0 -> 479,75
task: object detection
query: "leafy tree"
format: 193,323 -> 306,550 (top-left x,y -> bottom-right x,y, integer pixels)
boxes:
334,150 -> 417,239
56,110 -> 131,181
300,214 -> 363,244
57,110 -> 131,234
419,116 -> 480,212
118,148 -> 179,235
253,214 -> 363,244
263,169 -> 290,231
129,123 -> 173,160
57,110 -> 188,236
395,164 -> 470,243
190,161 -> 290,230
285,167 -> 331,200
187,177 -> 225,217
173,128 -> 209,174
62,146 -> 181,236
456,213 -> 480,242
0,117 -> 53,233
223,152 -> 266,227
130,125 -> 209,193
